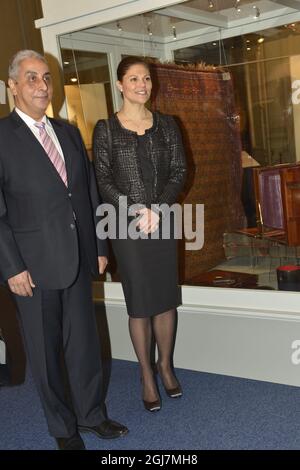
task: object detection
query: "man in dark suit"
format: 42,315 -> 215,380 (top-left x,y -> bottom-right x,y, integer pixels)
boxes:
0,50 -> 128,450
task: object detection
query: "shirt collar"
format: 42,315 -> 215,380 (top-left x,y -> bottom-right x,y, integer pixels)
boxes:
15,107 -> 48,128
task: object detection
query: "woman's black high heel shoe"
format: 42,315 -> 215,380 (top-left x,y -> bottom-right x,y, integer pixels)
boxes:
156,363 -> 183,398
143,398 -> 161,412
164,384 -> 182,398
141,377 -> 161,412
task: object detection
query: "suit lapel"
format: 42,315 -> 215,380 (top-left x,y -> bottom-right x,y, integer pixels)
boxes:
11,111 -> 72,190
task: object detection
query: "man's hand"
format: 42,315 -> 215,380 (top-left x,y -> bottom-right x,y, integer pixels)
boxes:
8,270 -> 36,297
136,207 -> 160,234
98,256 -> 108,275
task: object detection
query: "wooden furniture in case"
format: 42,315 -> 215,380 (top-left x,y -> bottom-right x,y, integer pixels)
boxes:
252,163 -> 300,246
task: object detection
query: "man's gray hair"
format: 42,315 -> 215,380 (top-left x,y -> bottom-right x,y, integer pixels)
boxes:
8,50 -> 48,80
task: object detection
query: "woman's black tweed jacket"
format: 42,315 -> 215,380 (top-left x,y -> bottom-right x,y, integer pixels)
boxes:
93,112 -> 187,210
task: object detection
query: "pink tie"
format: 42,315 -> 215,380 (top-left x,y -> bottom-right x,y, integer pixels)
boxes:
34,122 -> 68,187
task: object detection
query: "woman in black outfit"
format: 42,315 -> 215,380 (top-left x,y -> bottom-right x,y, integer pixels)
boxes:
93,56 -> 186,412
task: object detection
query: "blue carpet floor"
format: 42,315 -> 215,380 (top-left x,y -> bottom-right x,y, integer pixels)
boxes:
1,359 -> 300,450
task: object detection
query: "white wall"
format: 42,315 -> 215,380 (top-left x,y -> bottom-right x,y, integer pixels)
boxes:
97,282 -> 300,387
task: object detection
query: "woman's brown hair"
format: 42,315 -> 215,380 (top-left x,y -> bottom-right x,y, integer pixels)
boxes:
117,56 -> 150,82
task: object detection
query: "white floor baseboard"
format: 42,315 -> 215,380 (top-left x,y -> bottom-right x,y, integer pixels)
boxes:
94,282 -> 300,387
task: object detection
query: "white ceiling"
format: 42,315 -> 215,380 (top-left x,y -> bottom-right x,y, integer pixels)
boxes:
83,0 -> 300,42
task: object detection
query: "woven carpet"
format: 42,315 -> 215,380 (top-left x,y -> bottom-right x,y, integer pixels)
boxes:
1,359 -> 300,450
150,62 -> 244,281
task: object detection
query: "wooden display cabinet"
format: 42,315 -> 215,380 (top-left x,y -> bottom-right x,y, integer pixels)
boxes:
252,163 -> 300,246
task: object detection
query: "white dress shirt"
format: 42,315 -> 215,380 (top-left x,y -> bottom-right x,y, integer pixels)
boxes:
15,107 -> 65,162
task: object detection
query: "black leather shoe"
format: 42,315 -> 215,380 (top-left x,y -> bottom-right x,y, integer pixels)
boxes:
78,419 -> 129,439
55,433 -> 86,450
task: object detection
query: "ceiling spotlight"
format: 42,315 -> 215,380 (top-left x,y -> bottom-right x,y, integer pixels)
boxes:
253,6 -> 260,18
147,21 -> 153,36
234,1 -> 241,13
116,21 -> 122,32
172,25 -> 177,40
63,61 -> 70,65
208,0 -> 214,8
70,77 -> 77,83
257,37 -> 264,43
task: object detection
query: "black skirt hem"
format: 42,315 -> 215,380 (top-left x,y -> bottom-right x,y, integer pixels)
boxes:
127,301 -> 181,319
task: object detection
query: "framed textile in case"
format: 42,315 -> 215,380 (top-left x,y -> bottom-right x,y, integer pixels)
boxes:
150,62 -> 244,281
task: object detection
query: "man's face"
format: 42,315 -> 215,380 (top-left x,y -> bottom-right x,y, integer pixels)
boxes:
8,57 -> 53,120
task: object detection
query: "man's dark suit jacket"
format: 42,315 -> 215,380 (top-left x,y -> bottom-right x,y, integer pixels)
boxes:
0,110 -> 107,289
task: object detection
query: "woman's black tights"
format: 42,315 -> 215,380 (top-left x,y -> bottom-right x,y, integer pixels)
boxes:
128,309 -> 179,402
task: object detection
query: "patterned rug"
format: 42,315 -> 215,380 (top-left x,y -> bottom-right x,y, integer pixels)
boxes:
150,62 -> 244,281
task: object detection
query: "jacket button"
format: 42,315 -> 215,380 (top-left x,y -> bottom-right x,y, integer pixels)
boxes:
70,223 -> 75,230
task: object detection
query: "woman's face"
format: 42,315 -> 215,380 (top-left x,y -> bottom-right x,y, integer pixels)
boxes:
117,63 -> 152,105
